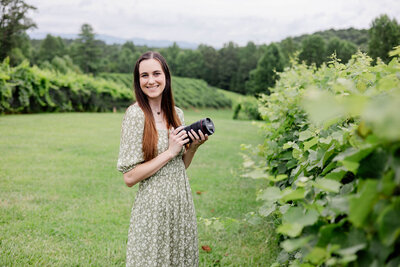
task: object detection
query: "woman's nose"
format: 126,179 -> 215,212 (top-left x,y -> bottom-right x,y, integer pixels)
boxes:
148,75 -> 155,84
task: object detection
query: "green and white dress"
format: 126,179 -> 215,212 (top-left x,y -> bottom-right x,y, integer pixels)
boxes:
117,103 -> 199,267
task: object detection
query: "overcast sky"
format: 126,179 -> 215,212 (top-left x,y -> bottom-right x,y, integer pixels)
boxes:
26,0 -> 400,47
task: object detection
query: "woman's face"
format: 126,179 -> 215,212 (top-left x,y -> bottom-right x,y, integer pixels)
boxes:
138,58 -> 166,101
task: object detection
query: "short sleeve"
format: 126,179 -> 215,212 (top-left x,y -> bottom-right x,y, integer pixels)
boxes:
175,106 -> 185,126
117,104 -> 145,173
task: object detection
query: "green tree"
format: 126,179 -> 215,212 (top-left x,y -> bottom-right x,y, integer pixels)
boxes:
231,41 -> 259,94
368,14 -> 400,63
9,47 -> 25,65
326,37 -> 357,63
280,37 -> 298,66
175,49 -> 204,79
246,43 -> 284,95
122,41 -> 136,54
299,34 -> 326,66
38,34 -> 66,63
160,42 -> 180,73
198,44 -> 219,86
97,43 -> 120,72
292,28 -> 369,52
10,31 -> 32,64
217,41 -> 239,91
75,23 -> 102,74
116,47 -> 136,73
0,0 -> 36,61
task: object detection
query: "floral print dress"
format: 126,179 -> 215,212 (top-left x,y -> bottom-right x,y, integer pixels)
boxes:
117,103 -> 199,267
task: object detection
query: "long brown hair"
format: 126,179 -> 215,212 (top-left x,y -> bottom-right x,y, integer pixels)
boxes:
133,51 -> 182,162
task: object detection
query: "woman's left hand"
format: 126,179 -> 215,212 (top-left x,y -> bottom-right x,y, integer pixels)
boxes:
188,129 -> 208,150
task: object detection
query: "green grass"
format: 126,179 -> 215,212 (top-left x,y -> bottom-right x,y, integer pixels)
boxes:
0,108 -> 278,266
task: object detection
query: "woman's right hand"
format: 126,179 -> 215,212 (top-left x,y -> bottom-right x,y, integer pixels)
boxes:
167,126 -> 188,158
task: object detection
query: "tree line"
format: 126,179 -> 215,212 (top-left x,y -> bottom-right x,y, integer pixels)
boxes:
2,0 -> 400,96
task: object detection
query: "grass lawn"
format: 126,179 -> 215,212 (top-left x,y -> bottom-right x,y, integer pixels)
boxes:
0,108 -> 278,266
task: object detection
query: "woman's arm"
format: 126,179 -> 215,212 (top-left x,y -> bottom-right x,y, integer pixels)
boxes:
123,126 -> 188,187
182,129 -> 208,169
123,150 -> 174,187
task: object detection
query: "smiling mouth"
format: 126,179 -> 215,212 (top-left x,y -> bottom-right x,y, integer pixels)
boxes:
147,85 -> 159,90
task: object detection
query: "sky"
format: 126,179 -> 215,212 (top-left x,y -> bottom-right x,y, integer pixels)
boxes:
26,0 -> 400,47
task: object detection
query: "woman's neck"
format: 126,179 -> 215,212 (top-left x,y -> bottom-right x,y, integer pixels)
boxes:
147,97 -> 162,113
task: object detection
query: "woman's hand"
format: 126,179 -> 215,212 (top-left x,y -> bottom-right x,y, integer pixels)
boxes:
187,129 -> 208,151
168,126 -> 189,158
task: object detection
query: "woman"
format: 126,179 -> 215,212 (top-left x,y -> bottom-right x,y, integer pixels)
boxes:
117,51 -> 207,266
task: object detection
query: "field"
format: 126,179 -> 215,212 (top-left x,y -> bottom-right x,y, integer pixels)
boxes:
0,108 -> 278,266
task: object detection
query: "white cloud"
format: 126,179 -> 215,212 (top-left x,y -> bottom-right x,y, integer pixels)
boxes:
26,0 -> 400,47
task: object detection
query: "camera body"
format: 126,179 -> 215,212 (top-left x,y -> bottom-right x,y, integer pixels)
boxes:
182,118 -> 215,144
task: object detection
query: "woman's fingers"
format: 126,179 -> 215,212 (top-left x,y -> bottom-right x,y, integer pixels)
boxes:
173,126 -> 185,135
187,129 -> 209,146
190,129 -> 200,140
173,128 -> 210,146
188,131 -> 195,142
198,130 -> 206,141
170,126 -> 188,145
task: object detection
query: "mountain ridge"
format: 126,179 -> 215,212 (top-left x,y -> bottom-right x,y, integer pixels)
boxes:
28,32 -> 199,49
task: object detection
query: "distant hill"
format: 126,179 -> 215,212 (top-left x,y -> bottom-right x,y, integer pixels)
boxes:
28,27 -> 369,51
291,27 -> 369,51
28,32 -> 198,49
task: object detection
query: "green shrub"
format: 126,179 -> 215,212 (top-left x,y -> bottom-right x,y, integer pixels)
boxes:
0,59 -> 133,114
232,103 -> 241,120
241,99 -> 262,120
243,49 -> 400,266
232,98 -> 262,120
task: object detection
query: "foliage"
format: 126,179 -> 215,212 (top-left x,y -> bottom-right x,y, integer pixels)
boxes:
326,37 -> 357,64
0,58 -> 133,113
39,55 -> 82,74
37,34 -> 66,63
246,43 -> 284,95
232,97 -> 262,121
280,37 -> 298,66
6,13 -> 387,95
299,35 -> 326,67
243,49 -> 400,266
25,24 -> 372,95
0,0 -> 36,61
174,49 -> 205,79
159,42 -> 180,73
115,47 -> 140,73
197,44 -> 220,88
0,59 -> 231,114
98,73 -> 232,109
172,77 -> 231,109
8,47 -> 26,66
368,14 -> 400,63
292,28 -> 369,51
74,24 -> 103,74
232,103 -> 241,120
230,41 -> 259,94
216,42 -> 240,91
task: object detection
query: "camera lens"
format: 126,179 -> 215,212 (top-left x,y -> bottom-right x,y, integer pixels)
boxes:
182,118 -> 215,143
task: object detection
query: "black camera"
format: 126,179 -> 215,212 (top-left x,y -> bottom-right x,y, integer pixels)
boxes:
182,118 -> 215,143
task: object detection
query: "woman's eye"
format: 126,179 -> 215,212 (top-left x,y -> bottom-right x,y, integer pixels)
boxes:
141,74 -> 148,78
